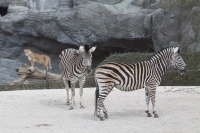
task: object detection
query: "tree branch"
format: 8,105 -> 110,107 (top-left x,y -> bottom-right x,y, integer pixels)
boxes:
11,63 -> 62,85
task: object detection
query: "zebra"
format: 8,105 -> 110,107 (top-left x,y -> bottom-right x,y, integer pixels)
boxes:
59,45 -> 96,110
94,47 -> 187,121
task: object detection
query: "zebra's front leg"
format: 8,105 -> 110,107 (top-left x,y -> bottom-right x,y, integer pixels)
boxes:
70,85 -> 75,110
79,88 -> 84,108
149,88 -> 159,118
79,77 -> 85,108
63,78 -> 70,105
145,87 -> 152,117
66,88 -> 70,105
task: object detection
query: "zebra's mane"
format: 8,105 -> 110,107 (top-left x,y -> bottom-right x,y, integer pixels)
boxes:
84,45 -> 90,52
149,47 -> 180,61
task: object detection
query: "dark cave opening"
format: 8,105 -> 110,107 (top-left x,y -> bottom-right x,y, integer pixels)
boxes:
0,6 -> 8,17
94,38 -> 154,53
22,36 -> 154,69
91,38 -> 154,68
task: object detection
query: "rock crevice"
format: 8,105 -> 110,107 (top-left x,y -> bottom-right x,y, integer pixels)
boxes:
0,0 -> 199,82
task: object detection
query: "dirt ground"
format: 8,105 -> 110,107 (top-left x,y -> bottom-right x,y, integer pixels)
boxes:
0,86 -> 199,133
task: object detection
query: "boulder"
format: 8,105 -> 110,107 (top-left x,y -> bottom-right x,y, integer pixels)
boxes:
0,0 -> 199,83
152,7 -> 197,52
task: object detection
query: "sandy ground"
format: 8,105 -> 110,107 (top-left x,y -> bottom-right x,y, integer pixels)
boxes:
0,86 -> 200,133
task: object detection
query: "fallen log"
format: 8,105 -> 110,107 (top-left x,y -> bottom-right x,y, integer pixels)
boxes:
11,63 -> 62,85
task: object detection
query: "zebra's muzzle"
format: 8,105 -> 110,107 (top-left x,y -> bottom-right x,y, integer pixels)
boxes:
180,66 -> 187,75
86,66 -> 92,74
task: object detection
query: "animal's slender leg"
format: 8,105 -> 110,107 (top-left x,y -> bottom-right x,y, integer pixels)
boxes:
63,78 -> 70,105
31,60 -> 34,70
97,98 -> 105,121
44,60 -> 49,71
46,67 -> 49,89
102,85 -> 113,119
79,77 -> 86,108
145,87 -> 151,117
70,84 -> 75,110
149,87 -> 159,118
97,85 -> 112,121
102,103 -> 108,119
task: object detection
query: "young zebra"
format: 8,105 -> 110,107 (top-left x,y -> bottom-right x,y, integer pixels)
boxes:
94,47 -> 187,121
59,45 -> 96,110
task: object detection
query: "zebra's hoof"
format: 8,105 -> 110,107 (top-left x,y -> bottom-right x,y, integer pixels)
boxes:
104,114 -> 108,119
147,113 -> 152,117
80,105 -> 84,108
100,117 -> 105,121
146,111 -> 152,117
69,106 -> 74,110
66,102 -> 70,105
154,114 -> 159,118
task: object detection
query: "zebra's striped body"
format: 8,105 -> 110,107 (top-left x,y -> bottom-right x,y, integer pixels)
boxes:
59,45 -> 96,110
94,47 -> 187,120
59,49 -> 86,81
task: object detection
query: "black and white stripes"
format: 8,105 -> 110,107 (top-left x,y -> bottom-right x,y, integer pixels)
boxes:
94,47 -> 187,120
59,45 -> 96,110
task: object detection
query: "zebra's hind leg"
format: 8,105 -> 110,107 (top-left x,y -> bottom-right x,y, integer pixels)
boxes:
98,85 -> 113,120
145,87 -> 152,117
149,88 -> 159,118
97,90 -> 112,120
102,87 -> 113,119
97,98 -> 105,121
102,103 -> 108,119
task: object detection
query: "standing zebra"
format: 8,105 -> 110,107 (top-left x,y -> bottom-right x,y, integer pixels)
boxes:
94,47 -> 187,121
59,45 -> 96,110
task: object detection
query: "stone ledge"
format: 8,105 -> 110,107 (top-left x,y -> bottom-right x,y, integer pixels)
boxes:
8,6 -> 28,13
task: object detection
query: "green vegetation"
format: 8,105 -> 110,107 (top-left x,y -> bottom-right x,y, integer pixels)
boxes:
160,0 -> 200,10
0,77 -> 96,91
0,51 -> 200,91
96,51 -> 200,86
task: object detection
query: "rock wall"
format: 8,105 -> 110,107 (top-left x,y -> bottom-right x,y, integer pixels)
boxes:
152,7 -> 197,52
0,0 -> 199,83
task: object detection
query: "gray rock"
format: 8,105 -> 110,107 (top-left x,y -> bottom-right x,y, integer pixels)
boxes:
59,0 -> 73,8
73,0 -> 89,7
190,7 -> 200,51
152,8 -> 195,52
8,6 -> 29,13
90,0 -> 122,5
144,8 -> 164,37
0,1 -> 158,82
0,0 -> 199,83
143,0 -> 156,8
0,2 -> 157,48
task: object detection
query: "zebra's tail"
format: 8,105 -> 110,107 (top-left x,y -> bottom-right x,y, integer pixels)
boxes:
68,80 -> 71,88
94,82 -> 99,120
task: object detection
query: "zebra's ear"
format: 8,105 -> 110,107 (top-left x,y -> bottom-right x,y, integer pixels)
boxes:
74,50 -> 80,55
173,47 -> 179,53
79,46 -> 85,53
89,46 -> 97,53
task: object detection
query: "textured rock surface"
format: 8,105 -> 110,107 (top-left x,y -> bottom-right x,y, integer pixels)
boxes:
0,0 -> 199,82
152,8 -> 197,52
190,7 -> 200,51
